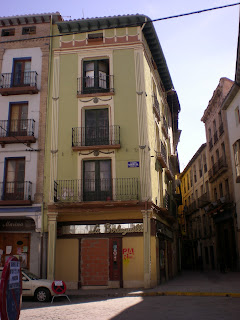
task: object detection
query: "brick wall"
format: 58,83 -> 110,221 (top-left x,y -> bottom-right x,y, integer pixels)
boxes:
81,238 -> 109,286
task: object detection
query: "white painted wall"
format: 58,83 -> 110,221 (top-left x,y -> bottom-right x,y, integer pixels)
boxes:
0,47 -> 42,200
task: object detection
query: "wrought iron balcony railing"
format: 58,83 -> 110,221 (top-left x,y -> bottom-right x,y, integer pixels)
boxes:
77,75 -> 114,95
54,178 -> 139,202
163,191 -> 169,210
0,72 -> 38,88
0,181 -> 32,201
161,115 -> 168,138
0,119 -> 35,137
152,94 -> 160,121
198,192 -> 210,208
209,156 -> 228,182
72,125 -> 120,148
155,141 -> 167,168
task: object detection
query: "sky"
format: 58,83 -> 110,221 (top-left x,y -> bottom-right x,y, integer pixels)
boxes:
1,0 -> 239,171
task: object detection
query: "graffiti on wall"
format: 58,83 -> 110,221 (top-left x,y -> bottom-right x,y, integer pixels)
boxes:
123,248 -> 135,265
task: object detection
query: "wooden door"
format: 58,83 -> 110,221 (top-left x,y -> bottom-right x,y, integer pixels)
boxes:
109,238 -> 122,285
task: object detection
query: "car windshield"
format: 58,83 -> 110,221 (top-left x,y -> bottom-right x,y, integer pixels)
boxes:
23,269 -> 40,280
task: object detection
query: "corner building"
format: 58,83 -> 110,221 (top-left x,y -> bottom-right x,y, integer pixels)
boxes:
44,15 -> 181,289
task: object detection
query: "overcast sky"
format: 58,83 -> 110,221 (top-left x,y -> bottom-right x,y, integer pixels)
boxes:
1,0 -> 239,171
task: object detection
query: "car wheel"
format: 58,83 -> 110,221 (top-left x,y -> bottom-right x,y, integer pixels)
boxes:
35,288 -> 50,302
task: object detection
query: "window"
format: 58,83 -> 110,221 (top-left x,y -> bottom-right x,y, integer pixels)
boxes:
2,29 -> 15,36
225,179 -> 229,197
13,59 -> 31,87
4,158 -> 25,200
211,156 -> 214,167
9,103 -> 28,136
203,154 -> 207,173
219,183 -> 223,198
221,142 -> 226,161
216,149 -> 220,161
199,159 -> 202,178
214,188 -> 217,201
193,165 -> 197,183
85,109 -> 109,146
233,140 -> 240,182
235,107 -> 240,126
218,111 -> 223,125
83,59 -> 109,93
22,26 -> 36,35
83,159 -> 111,201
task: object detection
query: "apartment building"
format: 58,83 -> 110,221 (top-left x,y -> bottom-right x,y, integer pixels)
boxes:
44,14 -> 181,289
0,13 -> 62,276
179,144 -> 216,270
201,77 -> 237,270
222,34 -> 240,268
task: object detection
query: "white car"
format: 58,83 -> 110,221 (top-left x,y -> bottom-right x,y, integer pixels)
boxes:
0,268 -> 55,302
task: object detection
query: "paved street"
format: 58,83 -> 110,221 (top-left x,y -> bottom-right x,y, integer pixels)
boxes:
20,296 -> 240,320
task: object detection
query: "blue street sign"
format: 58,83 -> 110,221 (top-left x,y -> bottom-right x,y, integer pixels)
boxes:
128,161 -> 139,168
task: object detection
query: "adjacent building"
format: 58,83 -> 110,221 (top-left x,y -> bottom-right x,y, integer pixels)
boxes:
201,77 -> 237,270
0,13 -> 62,276
44,14 -> 181,289
221,30 -> 240,269
179,144 -> 217,270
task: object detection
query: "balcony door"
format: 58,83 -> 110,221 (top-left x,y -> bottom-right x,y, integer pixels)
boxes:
9,103 -> 28,136
4,158 -> 25,200
83,159 -> 111,201
85,109 -> 109,146
13,59 -> 31,87
83,59 -> 109,93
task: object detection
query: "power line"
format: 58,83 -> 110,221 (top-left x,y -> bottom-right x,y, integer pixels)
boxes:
0,2 -> 239,44
151,2 -> 240,23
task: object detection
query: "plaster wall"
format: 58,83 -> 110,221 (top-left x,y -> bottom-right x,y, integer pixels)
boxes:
0,48 -> 43,199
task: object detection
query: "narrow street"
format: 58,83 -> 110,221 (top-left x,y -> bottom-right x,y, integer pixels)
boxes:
20,295 -> 240,320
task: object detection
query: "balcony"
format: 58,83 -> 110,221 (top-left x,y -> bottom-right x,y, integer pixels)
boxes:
198,192 -> 210,208
77,75 -> 114,97
72,125 -> 120,151
209,156 -> 228,182
161,115 -> 168,138
219,123 -> 224,136
209,138 -> 213,150
0,119 -> 36,147
0,181 -> 32,205
163,191 -> 169,211
213,131 -> 218,144
165,158 -> 174,180
155,141 -> 167,168
0,72 -> 38,96
152,94 -> 160,122
54,178 -> 139,202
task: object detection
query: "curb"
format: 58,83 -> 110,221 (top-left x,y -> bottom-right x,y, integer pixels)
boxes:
66,291 -> 240,299
138,291 -> 240,298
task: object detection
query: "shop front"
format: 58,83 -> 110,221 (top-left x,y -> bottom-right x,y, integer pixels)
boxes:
0,206 -> 42,275
55,221 -> 145,289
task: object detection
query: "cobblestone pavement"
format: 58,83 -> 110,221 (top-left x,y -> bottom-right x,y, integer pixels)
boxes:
20,296 -> 240,320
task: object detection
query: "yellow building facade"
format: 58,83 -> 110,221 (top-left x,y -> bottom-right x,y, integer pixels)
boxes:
44,15 -> 181,289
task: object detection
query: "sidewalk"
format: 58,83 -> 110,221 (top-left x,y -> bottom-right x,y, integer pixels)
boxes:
65,270 -> 240,298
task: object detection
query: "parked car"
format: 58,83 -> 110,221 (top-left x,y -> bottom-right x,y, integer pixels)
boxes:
0,268 -> 54,302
